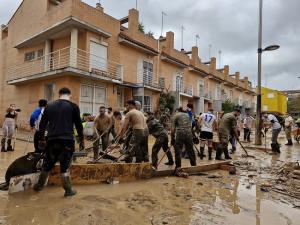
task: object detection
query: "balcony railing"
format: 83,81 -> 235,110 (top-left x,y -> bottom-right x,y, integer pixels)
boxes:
173,81 -> 193,96
7,47 -> 123,82
137,70 -> 163,90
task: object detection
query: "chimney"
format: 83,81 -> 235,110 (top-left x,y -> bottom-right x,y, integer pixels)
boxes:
128,9 -> 139,32
95,3 -> 104,12
191,46 -> 198,65
210,57 -> 216,73
166,31 -> 174,51
223,65 -> 229,76
235,71 -> 240,81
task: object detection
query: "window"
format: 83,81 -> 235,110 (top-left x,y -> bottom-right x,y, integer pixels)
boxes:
229,90 -> 233,101
142,61 -> 153,85
176,75 -> 183,92
37,49 -> 44,58
215,84 -> 221,100
199,80 -> 205,97
25,51 -> 35,61
267,93 -> 274,99
117,88 -> 124,108
44,84 -> 55,102
80,84 -> 106,115
143,96 -> 152,112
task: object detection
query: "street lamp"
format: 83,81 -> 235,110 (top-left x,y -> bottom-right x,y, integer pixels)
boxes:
255,0 -> 280,145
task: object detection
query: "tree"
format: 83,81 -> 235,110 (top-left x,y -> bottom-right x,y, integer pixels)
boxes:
158,91 -> 176,113
222,100 -> 237,114
288,95 -> 300,117
138,22 -> 145,33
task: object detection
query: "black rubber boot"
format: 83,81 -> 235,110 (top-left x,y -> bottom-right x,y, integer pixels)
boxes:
165,151 -> 174,165
208,147 -> 213,160
275,143 -> 281,153
33,171 -> 49,192
199,147 -> 205,160
271,143 -> 277,153
230,146 -> 236,154
285,139 -> 293,146
224,148 -> 232,160
1,138 -> 6,152
215,146 -> 223,160
61,174 -> 77,197
6,139 -> 13,151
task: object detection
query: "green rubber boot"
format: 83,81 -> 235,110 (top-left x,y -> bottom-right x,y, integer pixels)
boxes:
61,174 -> 77,197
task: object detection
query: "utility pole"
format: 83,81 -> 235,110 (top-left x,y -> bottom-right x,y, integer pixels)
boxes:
218,50 -> 222,69
160,11 -> 167,38
196,34 -> 200,47
135,0 -> 138,9
255,0 -> 263,145
181,25 -> 185,51
209,44 -> 212,59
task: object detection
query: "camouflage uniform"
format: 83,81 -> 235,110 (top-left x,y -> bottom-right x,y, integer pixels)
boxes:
160,110 -> 171,130
147,116 -> 174,167
172,112 -> 196,168
125,129 -> 149,163
217,112 -> 237,159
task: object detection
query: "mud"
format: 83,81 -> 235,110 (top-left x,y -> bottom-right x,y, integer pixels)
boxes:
0,134 -> 300,225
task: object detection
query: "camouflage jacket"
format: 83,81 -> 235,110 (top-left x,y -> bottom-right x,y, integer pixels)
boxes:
172,112 -> 192,131
147,116 -> 167,138
219,112 -> 237,134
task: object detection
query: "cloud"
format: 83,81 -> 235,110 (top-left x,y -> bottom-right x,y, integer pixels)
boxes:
1,0 -> 299,90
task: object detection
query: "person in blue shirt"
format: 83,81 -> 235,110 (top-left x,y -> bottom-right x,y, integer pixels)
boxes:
30,99 -> 47,153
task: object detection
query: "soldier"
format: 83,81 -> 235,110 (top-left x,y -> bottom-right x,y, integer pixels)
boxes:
118,100 -> 149,163
144,111 -> 174,169
198,108 -> 217,160
171,107 -> 196,174
216,108 -> 241,160
93,106 -> 112,160
159,108 -> 171,130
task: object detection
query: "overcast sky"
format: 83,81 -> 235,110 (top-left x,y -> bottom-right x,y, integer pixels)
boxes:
1,0 -> 299,90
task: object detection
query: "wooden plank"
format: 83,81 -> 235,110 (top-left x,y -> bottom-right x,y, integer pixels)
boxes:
48,162 -> 153,185
152,161 -> 231,177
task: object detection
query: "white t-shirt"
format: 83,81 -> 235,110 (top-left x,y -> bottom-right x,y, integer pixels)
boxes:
267,114 -> 281,130
200,112 -> 216,133
285,116 -> 294,127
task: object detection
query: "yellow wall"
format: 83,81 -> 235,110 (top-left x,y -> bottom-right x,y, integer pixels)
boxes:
262,87 -> 287,114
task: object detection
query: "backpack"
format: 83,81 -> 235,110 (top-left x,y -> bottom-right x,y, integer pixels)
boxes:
274,114 -> 285,127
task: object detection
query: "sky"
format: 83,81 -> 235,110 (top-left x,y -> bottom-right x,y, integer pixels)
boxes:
1,0 -> 300,90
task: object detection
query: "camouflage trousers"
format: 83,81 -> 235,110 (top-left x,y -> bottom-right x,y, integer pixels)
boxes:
174,130 -> 196,168
125,129 -> 149,163
285,126 -> 292,140
152,132 -> 173,167
218,131 -> 230,149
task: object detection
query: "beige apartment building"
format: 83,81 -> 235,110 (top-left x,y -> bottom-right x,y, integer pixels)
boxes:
0,0 -> 256,126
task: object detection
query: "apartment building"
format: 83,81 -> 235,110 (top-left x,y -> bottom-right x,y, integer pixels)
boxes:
0,0 -> 256,126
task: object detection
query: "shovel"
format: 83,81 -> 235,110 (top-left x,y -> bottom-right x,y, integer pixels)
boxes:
236,139 -> 255,158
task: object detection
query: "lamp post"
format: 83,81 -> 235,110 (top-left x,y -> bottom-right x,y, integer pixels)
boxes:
255,0 -> 280,145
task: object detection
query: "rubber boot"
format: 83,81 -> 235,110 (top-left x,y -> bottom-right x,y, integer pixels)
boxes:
224,148 -> 232,160
164,150 -> 174,166
1,138 -> 6,152
208,147 -> 213,160
6,139 -> 13,151
230,146 -> 236,154
275,143 -> 281,153
285,139 -> 293,146
215,146 -> 223,160
199,147 -> 205,160
271,143 -> 277,153
61,173 -> 77,197
33,171 -> 49,192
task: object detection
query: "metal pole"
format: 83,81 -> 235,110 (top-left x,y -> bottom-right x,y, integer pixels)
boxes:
136,0 -> 137,9
181,26 -> 185,51
161,12 -> 167,37
218,50 -> 222,69
255,0 -> 263,145
209,44 -> 212,59
196,34 -> 200,47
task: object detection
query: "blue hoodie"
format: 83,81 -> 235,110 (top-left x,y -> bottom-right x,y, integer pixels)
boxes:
30,108 -> 42,128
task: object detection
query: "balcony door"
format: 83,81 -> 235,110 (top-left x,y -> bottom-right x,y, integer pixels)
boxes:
142,61 -> 153,85
176,75 -> 183,92
90,41 -> 107,72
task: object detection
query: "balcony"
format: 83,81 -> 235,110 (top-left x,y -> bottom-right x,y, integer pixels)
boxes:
136,70 -> 164,91
173,81 -> 193,97
7,47 -> 123,85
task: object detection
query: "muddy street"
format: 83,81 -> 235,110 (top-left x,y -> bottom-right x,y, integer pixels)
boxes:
1,134 -> 300,225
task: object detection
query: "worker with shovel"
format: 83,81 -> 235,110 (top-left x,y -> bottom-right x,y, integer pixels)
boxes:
33,87 -> 84,197
216,108 -> 241,160
144,111 -> 174,169
93,106 -> 112,161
